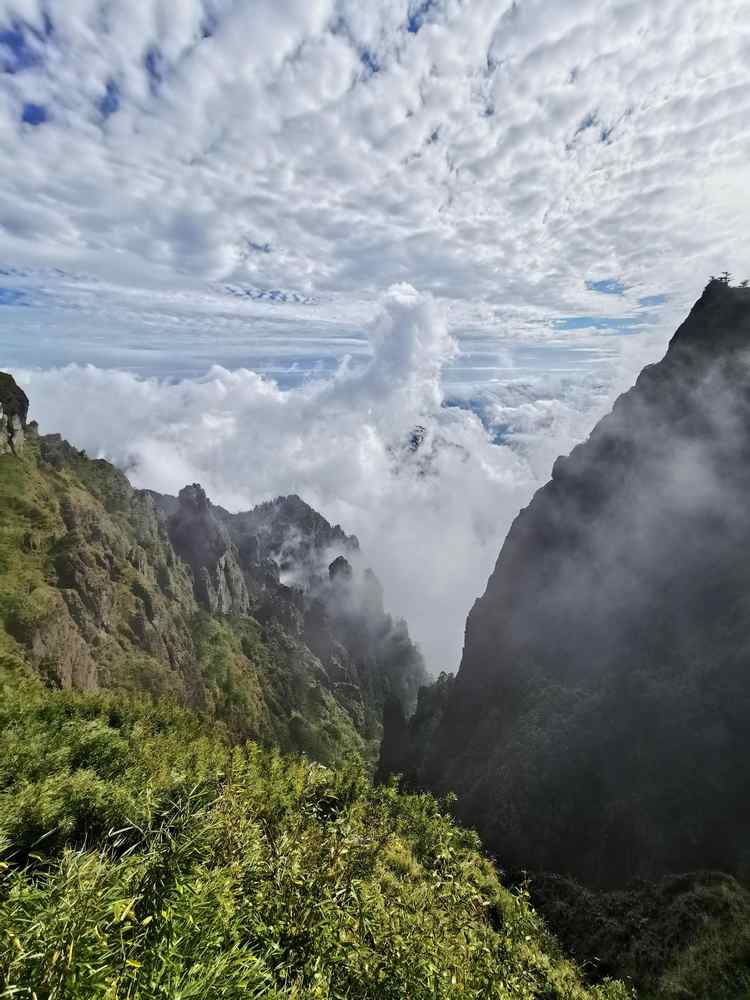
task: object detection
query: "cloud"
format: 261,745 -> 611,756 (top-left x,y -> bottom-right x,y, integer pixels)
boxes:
14,285 -> 655,673
0,0 -> 747,328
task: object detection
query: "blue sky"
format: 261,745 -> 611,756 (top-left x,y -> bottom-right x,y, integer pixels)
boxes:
0,264 -> 630,385
1,0 -> 748,669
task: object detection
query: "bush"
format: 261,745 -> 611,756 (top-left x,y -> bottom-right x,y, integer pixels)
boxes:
0,670 -> 629,1000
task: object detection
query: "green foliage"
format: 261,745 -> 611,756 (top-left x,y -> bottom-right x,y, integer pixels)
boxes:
0,663 -> 221,859
529,871 -> 750,1000
192,613 -> 367,766
0,432 -> 387,769
0,669 -> 629,1000
0,444 -> 63,647
0,436 -> 372,770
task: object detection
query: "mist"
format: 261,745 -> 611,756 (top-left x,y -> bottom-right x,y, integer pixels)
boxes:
390,282 -> 750,885
14,284 -> 659,672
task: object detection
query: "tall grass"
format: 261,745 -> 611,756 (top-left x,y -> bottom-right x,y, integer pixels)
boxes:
0,668 -> 629,1000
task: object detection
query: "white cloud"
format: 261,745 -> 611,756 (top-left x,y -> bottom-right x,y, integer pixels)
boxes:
15,286 -> 654,672
0,0 -> 747,318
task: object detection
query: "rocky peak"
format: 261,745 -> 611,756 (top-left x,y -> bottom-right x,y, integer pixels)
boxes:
667,278 -> 750,356
166,482 -> 250,616
178,482 -> 211,514
328,555 -> 353,582
0,372 -> 29,455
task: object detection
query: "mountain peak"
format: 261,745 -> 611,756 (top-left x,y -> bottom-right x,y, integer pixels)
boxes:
177,482 -> 211,514
383,283 -> 750,887
668,278 -> 750,354
0,372 -> 29,455
329,555 -> 353,582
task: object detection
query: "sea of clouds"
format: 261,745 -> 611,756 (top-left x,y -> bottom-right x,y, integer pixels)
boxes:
16,286 -> 662,672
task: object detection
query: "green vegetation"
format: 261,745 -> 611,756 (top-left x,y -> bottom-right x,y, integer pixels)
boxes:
5,376 -> 748,998
0,434 -> 373,765
192,612 -> 367,765
0,663 -> 629,999
529,872 -> 750,1000
0,434 -> 197,697
0,433 -> 628,996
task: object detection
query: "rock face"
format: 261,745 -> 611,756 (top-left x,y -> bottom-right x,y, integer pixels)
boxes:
0,372 -> 29,454
166,484 -> 251,615
151,485 -> 429,731
329,555 -> 353,582
383,281 -> 750,885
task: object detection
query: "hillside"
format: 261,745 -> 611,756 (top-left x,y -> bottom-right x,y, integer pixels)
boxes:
0,374 -> 425,766
0,660 -> 629,999
0,372 -> 628,997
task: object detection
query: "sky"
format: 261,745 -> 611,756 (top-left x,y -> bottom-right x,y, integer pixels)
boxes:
1,0 -> 749,671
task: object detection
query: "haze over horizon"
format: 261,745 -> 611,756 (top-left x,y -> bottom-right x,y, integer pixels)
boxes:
2,0 -> 749,669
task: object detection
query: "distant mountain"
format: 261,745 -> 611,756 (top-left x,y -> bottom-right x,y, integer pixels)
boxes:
382,279 -> 750,885
0,377 -> 426,765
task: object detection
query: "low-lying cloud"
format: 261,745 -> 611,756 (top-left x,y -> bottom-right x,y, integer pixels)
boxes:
16,285 -> 659,672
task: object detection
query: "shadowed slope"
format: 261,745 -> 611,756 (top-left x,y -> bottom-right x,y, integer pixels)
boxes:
383,280 -> 750,885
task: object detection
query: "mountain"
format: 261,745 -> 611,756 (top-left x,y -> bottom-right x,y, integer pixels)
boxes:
0,373 -> 629,1000
381,279 -> 750,887
0,376 -> 426,765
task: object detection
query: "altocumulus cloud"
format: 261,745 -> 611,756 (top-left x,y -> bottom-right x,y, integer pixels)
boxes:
0,0 -> 748,319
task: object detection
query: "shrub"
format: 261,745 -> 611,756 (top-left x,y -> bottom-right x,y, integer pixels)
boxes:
0,671 -> 629,1000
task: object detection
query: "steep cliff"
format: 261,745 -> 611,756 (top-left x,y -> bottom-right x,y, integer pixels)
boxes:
383,280 -> 750,884
0,372 -> 28,455
0,375 -> 425,765
151,484 -> 428,737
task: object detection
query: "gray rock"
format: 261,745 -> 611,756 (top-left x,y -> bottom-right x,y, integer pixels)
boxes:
167,484 -> 251,615
0,372 -> 29,455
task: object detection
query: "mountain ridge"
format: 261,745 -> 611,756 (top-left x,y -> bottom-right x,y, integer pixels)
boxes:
382,279 -> 750,886
0,379 -> 426,765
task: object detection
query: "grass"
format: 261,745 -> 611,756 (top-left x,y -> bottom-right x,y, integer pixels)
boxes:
0,664 -> 630,1000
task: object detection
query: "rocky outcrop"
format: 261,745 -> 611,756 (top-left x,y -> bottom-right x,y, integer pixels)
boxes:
384,280 -> 750,885
328,555 -> 353,582
0,372 -> 28,454
29,596 -> 99,690
213,493 -> 359,582
154,484 -> 428,725
0,425 -> 202,698
165,484 -> 251,616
